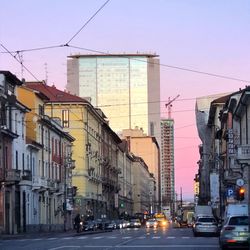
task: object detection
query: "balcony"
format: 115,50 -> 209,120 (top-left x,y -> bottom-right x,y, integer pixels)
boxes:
22,170 -> 32,181
32,176 -> 48,190
236,145 -> 250,163
5,169 -> 21,182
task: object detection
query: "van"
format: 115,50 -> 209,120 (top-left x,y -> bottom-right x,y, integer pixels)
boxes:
223,204 -> 248,219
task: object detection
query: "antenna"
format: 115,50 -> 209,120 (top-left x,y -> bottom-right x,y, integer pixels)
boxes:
44,63 -> 48,84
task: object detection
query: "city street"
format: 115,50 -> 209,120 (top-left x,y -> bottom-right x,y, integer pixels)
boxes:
0,225 -> 220,250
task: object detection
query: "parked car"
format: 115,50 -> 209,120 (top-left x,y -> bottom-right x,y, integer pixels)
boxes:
129,219 -> 141,228
146,218 -> 158,228
83,220 -> 98,231
193,216 -> 219,236
104,220 -> 116,230
219,215 -> 249,249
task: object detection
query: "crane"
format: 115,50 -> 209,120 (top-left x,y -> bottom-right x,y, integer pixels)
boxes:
165,94 -> 180,119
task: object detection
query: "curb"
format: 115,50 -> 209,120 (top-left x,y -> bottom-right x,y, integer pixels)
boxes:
0,229 -> 112,240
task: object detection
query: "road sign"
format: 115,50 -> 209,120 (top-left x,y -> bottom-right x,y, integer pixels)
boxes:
227,188 -> 234,197
236,178 -> 244,187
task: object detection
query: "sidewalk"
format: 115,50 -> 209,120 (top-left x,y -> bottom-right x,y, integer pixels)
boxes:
0,229 -> 112,240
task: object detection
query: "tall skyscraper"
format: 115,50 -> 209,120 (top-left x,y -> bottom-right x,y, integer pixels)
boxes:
161,119 -> 175,215
67,54 -> 160,145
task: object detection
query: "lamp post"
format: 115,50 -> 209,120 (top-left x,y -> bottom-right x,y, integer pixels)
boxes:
63,149 -> 75,231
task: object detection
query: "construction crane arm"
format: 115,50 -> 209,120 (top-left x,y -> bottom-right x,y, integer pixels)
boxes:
165,94 -> 180,119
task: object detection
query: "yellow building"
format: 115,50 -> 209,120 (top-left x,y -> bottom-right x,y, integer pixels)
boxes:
17,85 -> 75,231
24,82 -> 121,219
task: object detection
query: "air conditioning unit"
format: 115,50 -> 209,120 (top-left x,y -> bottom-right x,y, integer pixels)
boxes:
0,125 -> 7,130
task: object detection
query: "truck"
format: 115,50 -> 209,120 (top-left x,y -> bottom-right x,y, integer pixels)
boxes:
223,203 -> 248,220
194,205 -> 213,219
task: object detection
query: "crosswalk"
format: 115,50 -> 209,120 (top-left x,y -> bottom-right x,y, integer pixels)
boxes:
7,235 -> 218,241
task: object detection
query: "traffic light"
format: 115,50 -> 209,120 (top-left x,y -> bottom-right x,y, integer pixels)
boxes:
236,187 -> 245,201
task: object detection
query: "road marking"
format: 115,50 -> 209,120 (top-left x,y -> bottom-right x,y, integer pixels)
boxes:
48,246 -> 80,250
152,236 -> 161,239
107,236 -> 117,239
166,236 -> 176,239
122,236 -> 132,239
137,236 -> 146,239
61,237 -> 74,240
182,236 -> 190,239
77,236 -> 89,239
77,245 -> 218,248
92,236 -> 103,239
31,238 -> 42,241
48,238 -> 57,240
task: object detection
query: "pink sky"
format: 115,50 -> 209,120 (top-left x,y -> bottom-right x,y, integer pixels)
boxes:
1,0 -> 249,200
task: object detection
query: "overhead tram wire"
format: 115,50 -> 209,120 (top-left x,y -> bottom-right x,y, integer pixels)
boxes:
0,43 -> 40,82
67,44 -> 250,83
65,0 -> 111,45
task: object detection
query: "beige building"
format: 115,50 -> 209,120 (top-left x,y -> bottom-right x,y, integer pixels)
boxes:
121,128 -> 160,211
132,156 -> 155,214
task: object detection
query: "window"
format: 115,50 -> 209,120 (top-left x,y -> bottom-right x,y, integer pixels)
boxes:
62,110 -> 69,128
38,105 -> 44,116
16,151 -> 18,170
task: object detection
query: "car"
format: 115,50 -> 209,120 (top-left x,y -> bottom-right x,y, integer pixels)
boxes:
114,219 -> 124,229
193,216 -> 219,236
83,220 -> 98,231
219,215 -> 249,249
146,218 -> 158,228
129,219 -> 141,228
156,217 -> 168,227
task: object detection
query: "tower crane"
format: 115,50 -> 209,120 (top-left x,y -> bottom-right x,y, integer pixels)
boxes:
165,94 -> 180,119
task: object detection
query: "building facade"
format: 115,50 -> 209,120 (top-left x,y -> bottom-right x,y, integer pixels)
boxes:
66,53 -> 161,146
161,119 -> 175,215
121,128 -> 160,211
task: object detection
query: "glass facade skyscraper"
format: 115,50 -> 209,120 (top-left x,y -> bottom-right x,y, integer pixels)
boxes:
67,54 -> 160,143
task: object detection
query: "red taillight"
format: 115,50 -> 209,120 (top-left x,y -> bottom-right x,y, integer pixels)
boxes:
224,226 -> 235,231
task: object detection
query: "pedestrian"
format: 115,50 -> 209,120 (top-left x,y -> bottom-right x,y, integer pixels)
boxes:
74,213 -> 81,233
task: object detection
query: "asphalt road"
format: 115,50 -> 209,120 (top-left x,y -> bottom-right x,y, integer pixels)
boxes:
0,225 -> 220,250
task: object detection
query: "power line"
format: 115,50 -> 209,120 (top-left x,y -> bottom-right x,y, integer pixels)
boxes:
65,0 -> 111,45
67,44 -> 250,83
0,43 -> 40,82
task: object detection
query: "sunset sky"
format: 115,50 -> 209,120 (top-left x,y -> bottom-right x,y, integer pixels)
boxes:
1,0 -> 250,200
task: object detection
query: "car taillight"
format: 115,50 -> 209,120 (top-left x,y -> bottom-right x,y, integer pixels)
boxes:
224,226 -> 235,231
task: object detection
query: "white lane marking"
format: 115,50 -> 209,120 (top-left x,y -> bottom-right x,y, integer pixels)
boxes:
152,236 -> 161,239
92,236 -> 103,239
182,236 -> 190,239
48,246 -> 80,250
61,237 -> 74,240
166,236 -> 176,239
107,236 -> 117,239
122,236 -> 132,239
77,236 -> 89,239
47,238 -> 57,240
31,238 -> 42,241
77,245 -> 219,248
137,236 -> 146,239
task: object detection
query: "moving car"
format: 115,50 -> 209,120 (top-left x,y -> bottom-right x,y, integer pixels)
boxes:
193,216 -> 219,236
146,218 -> 158,228
156,217 -> 168,227
219,215 -> 249,249
129,219 -> 141,228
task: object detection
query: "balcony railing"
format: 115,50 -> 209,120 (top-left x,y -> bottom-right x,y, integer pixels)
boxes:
5,169 -> 21,182
32,176 -> 48,189
22,170 -> 32,181
237,145 -> 250,162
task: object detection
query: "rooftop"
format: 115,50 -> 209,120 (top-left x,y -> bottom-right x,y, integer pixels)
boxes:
25,82 -> 89,103
68,53 -> 159,59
